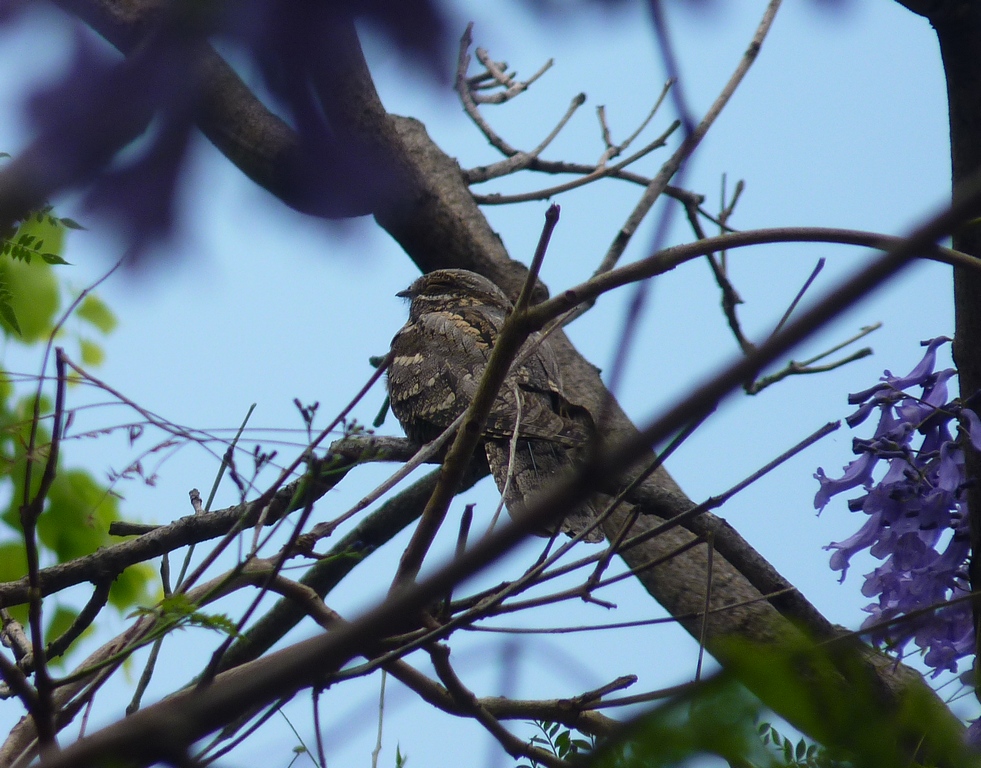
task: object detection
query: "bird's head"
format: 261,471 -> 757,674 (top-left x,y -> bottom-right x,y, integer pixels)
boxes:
397,269 -> 512,318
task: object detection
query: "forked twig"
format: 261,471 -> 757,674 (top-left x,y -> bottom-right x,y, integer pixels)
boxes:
473,46 -> 553,104
745,324 -> 881,395
594,0 -> 783,277
473,122 -> 679,205
596,78 -> 674,167
458,22 -> 676,200
772,258 -> 826,337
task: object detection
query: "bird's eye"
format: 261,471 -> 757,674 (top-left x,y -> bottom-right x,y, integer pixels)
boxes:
428,278 -> 454,294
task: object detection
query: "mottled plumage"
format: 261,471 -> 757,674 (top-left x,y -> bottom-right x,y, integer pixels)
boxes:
388,269 -> 603,543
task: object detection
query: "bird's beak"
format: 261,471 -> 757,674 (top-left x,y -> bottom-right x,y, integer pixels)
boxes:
396,288 -> 413,299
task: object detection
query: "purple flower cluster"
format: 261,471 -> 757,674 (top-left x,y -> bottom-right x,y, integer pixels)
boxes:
815,337 -> 981,677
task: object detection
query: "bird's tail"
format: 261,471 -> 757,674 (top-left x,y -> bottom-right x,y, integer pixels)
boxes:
484,439 -> 605,543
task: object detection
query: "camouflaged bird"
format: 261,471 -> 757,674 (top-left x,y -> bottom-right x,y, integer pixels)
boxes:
387,269 -> 604,543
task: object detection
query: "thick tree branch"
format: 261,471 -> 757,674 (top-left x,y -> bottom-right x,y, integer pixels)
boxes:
904,0 -> 981,681
26,0 -> 975,760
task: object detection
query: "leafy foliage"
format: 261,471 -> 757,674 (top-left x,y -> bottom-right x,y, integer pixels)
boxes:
512,632 -> 980,768
758,722 -> 845,768
131,594 -> 241,638
0,205 -> 152,656
519,720 -> 597,767
0,206 -> 81,336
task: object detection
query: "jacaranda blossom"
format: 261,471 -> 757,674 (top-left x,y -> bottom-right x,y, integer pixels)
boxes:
815,337 -> 977,678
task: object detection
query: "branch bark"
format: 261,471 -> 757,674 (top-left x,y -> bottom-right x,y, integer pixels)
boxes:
899,0 -> 981,682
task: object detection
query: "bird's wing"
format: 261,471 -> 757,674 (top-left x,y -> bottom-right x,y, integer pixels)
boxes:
388,306 -> 500,442
390,309 -> 591,445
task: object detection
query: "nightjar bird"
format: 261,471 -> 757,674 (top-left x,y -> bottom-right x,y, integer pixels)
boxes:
387,268 -> 604,543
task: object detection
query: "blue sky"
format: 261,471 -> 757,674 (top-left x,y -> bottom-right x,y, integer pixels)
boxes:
0,1 -> 966,765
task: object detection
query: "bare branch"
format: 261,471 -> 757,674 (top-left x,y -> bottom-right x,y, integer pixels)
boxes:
594,0 -> 783,276
428,643 -> 571,768
680,186 -> 753,354
526,227 -> 978,332
473,47 -> 553,103
745,346 -> 876,395
472,122 -> 680,204
465,93 -> 588,182
771,258 -> 827,337
455,24 -> 520,157
596,77 -> 675,167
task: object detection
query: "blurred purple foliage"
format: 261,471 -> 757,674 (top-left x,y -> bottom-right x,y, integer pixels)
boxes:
0,0 -> 858,266
815,338 -> 979,678
0,0 -> 453,263
0,0 -> 857,267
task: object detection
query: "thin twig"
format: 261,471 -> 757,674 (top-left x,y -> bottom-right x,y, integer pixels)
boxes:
594,0 -> 783,276
695,533 -> 714,682
312,689 -> 327,768
427,644 -> 570,768
370,670 -> 387,768
745,348 -> 875,395
304,409 -> 464,542
681,184 -> 753,354
596,78 -> 674,167
175,404 -> 256,590
585,415 -> 706,590
615,420 -> 842,561
444,505 -> 474,609
746,322 -> 882,395
771,258 -> 826,337
20,349 -> 70,746
455,25 -> 518,156
489,384 -> 524,533
472,122 -> 679,203
46,580 -> 112,662
472,47 -> 553,104
469,94 -> 588,182
0,641 -> 40,724
197,454 -> 330,685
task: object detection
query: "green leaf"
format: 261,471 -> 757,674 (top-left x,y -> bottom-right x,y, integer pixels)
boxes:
720,634 -> 978,768
0,541 -> 27,582
0,250 -> 60,344
76,294 -> 117,334
591,676 -> 770,768
45,605 -> 81,655
41,253 -> 70,266
58,217 -> 85,230
79,338 -> 105,367
133,593 -> 242,638
109,561 -> 156,612
0,295 -> 21,336
38,469 -> 115,561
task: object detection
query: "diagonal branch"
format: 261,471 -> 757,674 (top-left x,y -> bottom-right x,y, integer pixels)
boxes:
38,2 -> 974,762
30,186 -> 978,763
